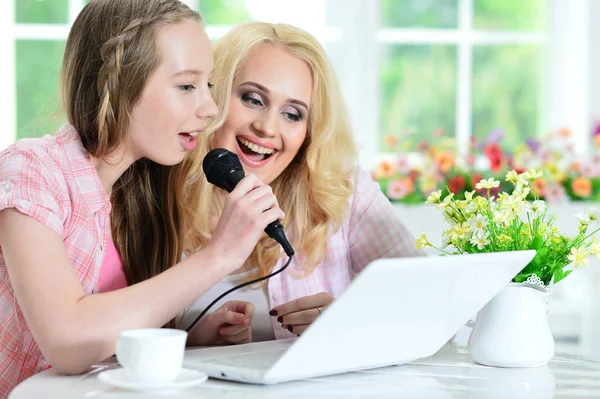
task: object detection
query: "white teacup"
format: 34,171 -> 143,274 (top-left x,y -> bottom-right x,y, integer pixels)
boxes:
115,328 -> 187,384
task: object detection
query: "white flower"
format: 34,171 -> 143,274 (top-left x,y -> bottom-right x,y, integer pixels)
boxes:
493,209 -> 514,226
586,208 -> 600,225
513,183 -> 531,198
575,212 -> 591,226
464,190 -> 475,201
528,200 -> 547,219
426,190 -> 442,204
467,214 -> 488,234
500,195 -> 527,217
465,201 -> 478,214
475,178 -> 500,190
568,246 -> 590,268
441,230 -> 451,248
470,230 -> 490,250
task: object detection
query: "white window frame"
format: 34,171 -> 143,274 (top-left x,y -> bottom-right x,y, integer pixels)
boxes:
330,0 -> 594,170
0,0 -> 595,170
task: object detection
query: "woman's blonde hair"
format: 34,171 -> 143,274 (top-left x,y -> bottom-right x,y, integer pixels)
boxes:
186,22 -> 357,278
62,0 -> 203,326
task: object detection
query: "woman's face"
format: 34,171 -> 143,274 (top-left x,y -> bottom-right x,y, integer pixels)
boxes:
127,20 -> 218,166
212,44 -> 313,184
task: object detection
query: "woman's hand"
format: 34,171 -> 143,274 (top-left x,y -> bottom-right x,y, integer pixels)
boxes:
188,301 -> 255,345
270,292 -> 335,336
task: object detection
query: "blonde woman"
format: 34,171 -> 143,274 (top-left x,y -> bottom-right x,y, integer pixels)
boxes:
0,1 -> 284,394
185,22 -> 421,341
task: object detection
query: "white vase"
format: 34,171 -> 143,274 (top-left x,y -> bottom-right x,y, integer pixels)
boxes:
468,283 -> 555,367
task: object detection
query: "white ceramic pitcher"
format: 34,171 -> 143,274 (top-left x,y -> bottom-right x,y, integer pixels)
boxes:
468,283 -> 555,368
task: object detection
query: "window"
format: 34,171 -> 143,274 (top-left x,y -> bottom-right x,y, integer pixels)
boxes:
2,0 -> 594,169
379,0 -> 548,153
4,0 -> 334,149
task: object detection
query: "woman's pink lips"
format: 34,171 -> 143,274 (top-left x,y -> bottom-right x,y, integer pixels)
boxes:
235,139 -> 276,168
237,135 -> 278,150
179,133 -> 197,151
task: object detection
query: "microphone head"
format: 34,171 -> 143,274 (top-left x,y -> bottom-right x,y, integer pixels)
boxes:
203,148 -> 244,190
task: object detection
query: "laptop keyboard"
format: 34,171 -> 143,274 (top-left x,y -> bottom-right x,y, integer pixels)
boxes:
203,349 -> 287,370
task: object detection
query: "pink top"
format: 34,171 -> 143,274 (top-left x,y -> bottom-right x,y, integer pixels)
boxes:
266,169 -> 423,339
98,237 -> 127,293
0,124 -> 111,396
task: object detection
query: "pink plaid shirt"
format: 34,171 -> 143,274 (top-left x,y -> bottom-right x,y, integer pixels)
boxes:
267,169 -> 423,339
0,124 -> 111,397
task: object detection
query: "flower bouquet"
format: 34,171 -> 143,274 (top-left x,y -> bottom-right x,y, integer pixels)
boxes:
414,169 -> 600,367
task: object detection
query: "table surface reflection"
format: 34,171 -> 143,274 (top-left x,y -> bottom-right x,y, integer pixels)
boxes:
10,343 -> 600,398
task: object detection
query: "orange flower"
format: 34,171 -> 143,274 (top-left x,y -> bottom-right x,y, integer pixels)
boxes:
595,135 -> 600,148
572,177 -> 592,198
534,178 -> 547,198
376,161 -> 395,178
384,136 -> 398,148
558,127 -> 572,137
435,151 -> 455,174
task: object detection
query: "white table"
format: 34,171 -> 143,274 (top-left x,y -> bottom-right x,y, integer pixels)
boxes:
10,344 -> 600,398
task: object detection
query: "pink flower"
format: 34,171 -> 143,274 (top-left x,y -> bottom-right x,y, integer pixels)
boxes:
580,162 -> 598,178
395,156 -> 411,174
387,178 -> 414,200
545,183 -> 566,203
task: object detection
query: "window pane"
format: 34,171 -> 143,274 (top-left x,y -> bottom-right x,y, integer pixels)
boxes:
198,0 -> 251,24
380,45 -> 457,151
473,0 -> 548,31
15,0 -> 68,24
472,45 -> 544,152
381,0 -> 458,29
16,40 -> 65,140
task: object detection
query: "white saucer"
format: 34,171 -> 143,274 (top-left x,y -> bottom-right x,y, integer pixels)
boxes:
97,368 -> 208,392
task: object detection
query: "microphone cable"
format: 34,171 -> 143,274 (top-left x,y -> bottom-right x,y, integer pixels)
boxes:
184,255 -> 293,332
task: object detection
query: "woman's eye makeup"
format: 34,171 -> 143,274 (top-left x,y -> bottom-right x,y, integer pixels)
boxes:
241,92 -> 264,107
282,107 -> 302,122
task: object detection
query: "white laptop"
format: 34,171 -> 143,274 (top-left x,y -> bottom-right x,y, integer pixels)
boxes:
185,250 -> 536,384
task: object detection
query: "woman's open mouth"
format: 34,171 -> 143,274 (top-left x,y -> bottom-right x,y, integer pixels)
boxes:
235,137 -> 277,167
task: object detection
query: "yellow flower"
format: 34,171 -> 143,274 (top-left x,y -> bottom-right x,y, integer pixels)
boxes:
522,169 -> 543,181
450,223 -> 470,241
568,247 -> 590,268
590,240 -> 600,258
464,190 -> 475,201
426,189 -> 443,204
545,162 -> 566,182
419,174 -> 437,194
498,234 -> 514,244
415,233 -> 430,249
437,192 -> 455,210
475,178 -> 500,190
505,170 -> 519,184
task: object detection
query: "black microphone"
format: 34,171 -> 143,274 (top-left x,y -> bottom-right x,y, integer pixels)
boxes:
203,148 -> 294,257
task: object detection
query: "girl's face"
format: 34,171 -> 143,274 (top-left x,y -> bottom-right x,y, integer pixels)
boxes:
212,44 -> 313,184
127,20 -> 218,166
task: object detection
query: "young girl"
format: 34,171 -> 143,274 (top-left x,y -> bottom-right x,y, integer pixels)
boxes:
185,22 -> 422,341
0,1 -> 284,394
